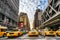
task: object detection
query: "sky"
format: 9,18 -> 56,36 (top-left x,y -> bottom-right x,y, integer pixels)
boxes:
19,0 -> 48,30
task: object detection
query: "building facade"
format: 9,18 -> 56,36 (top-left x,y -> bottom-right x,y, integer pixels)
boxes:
18,12 -> 30,31
0,0 -> 19,29
34,9 -> 42,29
39,0 -> 60,30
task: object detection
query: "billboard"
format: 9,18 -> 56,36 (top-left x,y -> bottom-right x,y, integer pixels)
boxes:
20,16 -> 24,22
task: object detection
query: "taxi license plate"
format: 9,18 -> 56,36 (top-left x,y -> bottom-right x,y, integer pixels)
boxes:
50,32 -> 53,34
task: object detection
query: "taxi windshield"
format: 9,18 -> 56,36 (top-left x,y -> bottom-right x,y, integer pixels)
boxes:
12,29 -> 18,31
58,29 -> 60,31
31,29 -> 36,32
7,29 -> 18,32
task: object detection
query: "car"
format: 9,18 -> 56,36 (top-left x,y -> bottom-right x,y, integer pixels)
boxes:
41,29 -> 56,36
0,25 -> 7,37
45,30 -> 56,36
28,29 -> 39,37
56,29 -> 60,36
6,29 -> 20,38
19,31 -> 23,36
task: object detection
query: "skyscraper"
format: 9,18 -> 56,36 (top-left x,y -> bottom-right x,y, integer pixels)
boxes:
34,9 -> 42,29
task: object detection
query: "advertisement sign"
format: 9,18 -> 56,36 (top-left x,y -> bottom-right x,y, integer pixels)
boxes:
20,23 -> 24,27
20,16 -> 24,22
18,22 -> 24,27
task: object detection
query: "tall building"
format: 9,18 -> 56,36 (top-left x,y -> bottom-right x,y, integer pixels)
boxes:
34,9 -> 42,29
18,12 -> 30,31
0,0 -> 19,29
39,0 -> 60,30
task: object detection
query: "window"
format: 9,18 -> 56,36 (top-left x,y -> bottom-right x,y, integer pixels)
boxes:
43,18 -> 46,22
44,12 -> 46,19
49,7 -> 51,10
55,4 -> 60,12
50,1 -> 53,6
49,13 -> 52,17
0,14 -> 2,21
46,15 -> 49,20
1,0 -> 4,2
1,29 -> 6,32
54,0 -> 57,4
58,4 -> 60,11
51,10 -> 56,16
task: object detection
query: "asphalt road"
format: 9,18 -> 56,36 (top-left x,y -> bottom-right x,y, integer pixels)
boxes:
0,34 -> 60,40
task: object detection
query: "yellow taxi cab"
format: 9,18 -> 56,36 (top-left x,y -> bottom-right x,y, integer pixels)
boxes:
6,29 -> 20,38
19,31 -> 23,36
41,29 -> 56,36
28,29 -> 39,37
45,29 -> 56,36
15,28 -> 23,36
56,29 -> 60,36
0,25 -> 7,37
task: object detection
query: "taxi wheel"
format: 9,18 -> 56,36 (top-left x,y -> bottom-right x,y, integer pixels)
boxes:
56,33 -> 60,36
3,33 -> 6,37
22,33 -> 23,35
56,33 -> 58,36
18,33 -> 20,37
8,36 -> 10,38
8,36 -> 13,38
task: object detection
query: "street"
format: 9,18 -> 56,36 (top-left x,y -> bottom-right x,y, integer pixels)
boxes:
0,0 -> 60,40
0,34 -> 60,40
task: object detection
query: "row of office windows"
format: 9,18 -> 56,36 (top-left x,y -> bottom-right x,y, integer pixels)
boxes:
41,0 -> 60,24
0,13 -> 17,27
